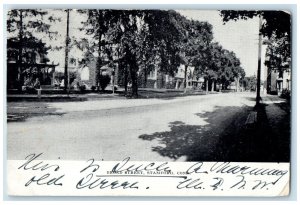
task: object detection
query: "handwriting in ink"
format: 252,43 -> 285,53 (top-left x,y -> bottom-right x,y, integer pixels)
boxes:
210,177 -> 224,190
230,175 -> 246,189
111,157 -> 171,173
186,162 -> 208,174
252,179 -> 279,190
18,153 -> 60,171
18,153 -> 64,187
80,159 -> 100,173
210,162 -> 288,182
177,177 -> 204,189
76,173 -> 139,189
25,173 -> 64,187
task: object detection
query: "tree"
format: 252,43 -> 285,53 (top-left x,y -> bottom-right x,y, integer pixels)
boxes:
78,9 -> 118,91
180,19 -> 213,91
220,10 -> 291,40
110,10 -> 144,97
139,10 -> 188,90
105,10 -> 188,97
264,33 -> 291,75
7,9 -> 53,89
195,41 -> 245,92
220,10 -> 291,105
144,10 -> 184,80
205,42 -> 223,92
242,75 -> 257,91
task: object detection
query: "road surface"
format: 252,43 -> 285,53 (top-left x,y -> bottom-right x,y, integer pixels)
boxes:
7,92 -> 259,161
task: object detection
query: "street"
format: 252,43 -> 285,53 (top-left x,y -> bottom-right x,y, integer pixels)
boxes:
7,92 -> 290,162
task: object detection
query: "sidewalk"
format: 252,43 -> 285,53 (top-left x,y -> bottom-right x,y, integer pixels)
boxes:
6,93 -> 124,102
245,94 -> 290,162
220,94 -> 291,162
260,95 -> 291,161
7,88 -> 217,102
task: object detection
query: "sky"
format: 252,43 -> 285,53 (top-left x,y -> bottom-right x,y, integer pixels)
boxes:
177,10 -> 263,77
42,10 -> 266,77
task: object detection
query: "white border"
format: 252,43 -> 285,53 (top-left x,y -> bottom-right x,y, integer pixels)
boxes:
1,0 -> 299,204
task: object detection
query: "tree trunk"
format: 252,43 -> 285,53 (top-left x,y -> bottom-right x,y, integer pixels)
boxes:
115,62 -> 119,87
124,65 -> 128,96
144,68 -> 148,88
129,57 -> 139,98
211,80 -> 214,92
184,64 -> 187,93
96,57 -> 102,91
236,77 -> 239,92
206,79 -> 209,94
130,70 -> 138,98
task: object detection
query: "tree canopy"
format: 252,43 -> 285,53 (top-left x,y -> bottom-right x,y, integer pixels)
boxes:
220,10 -> 291,40
7,9 -> 247,94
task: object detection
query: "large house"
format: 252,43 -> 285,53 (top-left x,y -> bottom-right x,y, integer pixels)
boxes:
146,64 -> 204,90
7,38 -> 57,89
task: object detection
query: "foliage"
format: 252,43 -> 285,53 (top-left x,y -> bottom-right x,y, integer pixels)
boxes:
195,41 -> 245,90
7,9 -> 59,88
99,74 -> 111,91
242,75 -> 257,91
6,9 -> 250,95
79,84 -> 86,92
264,34 -> 291,74
280,88 -> 290,100
220,10 -> 291,75
219,10 -> 291,40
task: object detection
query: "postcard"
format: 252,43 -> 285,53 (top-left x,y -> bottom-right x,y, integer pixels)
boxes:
6,8 -> 292,196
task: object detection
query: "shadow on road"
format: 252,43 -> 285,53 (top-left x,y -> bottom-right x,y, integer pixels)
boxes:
7,101 -> 65,122
139,104 -> 290,162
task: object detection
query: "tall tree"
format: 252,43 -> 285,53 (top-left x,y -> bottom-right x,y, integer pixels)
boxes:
180,19 -> 213,91
106,10 -> 186,97
78,9 -> 117,91
142,10 -> 186,88
206,42 -> 223,92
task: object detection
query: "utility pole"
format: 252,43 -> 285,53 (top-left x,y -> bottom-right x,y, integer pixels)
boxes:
64,9 -> 70,92
256,15 -> 263,106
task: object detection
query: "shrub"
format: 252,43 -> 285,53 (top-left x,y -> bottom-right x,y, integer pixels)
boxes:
91,85 -> 96,91
281,89 -> 291,100
79,84 -> 86,92
99,74 -> 111,91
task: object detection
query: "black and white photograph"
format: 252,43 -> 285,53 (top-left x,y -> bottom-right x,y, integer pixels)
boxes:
5,8 -> 293,197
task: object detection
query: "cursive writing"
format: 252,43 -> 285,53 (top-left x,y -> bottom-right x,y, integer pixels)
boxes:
111,157 -> 172,173
18,153 -> 64,187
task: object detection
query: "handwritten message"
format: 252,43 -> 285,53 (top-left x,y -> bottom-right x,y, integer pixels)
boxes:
7,153 -> 290,196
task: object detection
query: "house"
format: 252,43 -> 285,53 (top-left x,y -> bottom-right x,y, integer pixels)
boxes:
7,38 -> 58,89
264,56 -> 291,95
68,56 -> 118,90
144,64 -> 203,90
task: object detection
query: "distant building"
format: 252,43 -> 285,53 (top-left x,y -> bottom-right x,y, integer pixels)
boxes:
143,64 -> 203,90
